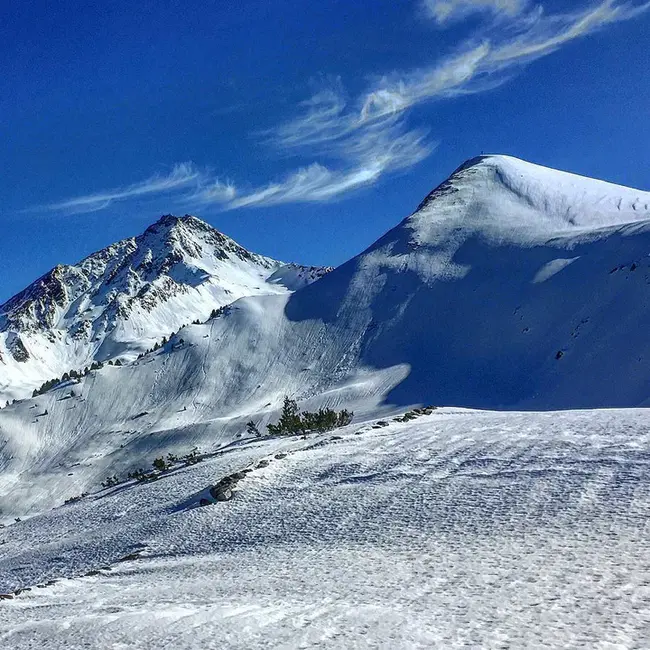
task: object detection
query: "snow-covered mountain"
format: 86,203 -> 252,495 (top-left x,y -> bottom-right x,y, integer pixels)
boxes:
285,154 -> 650,409
1,154 -> 650,647
1,153 -> 649,520
0,214 -> 329,402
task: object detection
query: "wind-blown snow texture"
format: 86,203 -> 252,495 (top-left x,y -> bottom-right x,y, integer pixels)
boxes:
1,155 -> 650,648
0,214 -> 329,402
0,409 -> 649,648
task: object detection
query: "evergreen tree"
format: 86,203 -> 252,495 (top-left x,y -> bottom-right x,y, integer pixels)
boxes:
246,421 -> 262,437
267,397 -> 303,435
337,409 -> 353,427
266,397 -> 354,436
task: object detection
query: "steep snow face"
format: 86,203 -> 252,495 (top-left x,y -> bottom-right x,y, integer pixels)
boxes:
413,154 -> 650,242
360,154 -> 650,285
0,215 -> 328,402
285,155 -> 650,408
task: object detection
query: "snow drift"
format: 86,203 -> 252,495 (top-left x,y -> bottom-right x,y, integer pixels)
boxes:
1,408 -> 649,648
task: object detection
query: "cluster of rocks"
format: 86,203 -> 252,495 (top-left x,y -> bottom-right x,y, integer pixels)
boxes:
366,407 -> 438,432
1,579 -> 58,600
205,469 -> 252,503
391,406 -> 437,424
202,455 -> 286,505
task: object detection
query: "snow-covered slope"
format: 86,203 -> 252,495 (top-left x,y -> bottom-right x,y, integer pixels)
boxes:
1,154 -> 650,648
1,408 -> 649,648
414,154 -> 650,238
1,154 -> 650,520
285,154 -> 650,409
0,215 -> 328,402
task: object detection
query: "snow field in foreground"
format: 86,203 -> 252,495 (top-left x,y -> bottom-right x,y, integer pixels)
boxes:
1,407 -> 649,648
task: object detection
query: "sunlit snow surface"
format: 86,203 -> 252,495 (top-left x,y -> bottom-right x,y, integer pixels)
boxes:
1,408 -> 649,649
2,155 -> 650,647
0,214 -> 329,403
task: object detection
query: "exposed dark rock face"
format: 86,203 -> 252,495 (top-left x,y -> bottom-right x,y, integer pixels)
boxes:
7,335 -> 30,362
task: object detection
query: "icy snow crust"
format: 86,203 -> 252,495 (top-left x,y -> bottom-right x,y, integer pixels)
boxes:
0,409 -> 649,649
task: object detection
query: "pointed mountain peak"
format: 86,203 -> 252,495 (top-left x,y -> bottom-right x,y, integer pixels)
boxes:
137,214 -> 221,243
145,213 -> 206,231
136,214 -> 274,272
0,211 -> 331,401
140,213 -> 243,252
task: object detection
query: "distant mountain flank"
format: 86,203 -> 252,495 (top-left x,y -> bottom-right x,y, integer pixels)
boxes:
283,154 -> 650,409
0,214 -> 330,402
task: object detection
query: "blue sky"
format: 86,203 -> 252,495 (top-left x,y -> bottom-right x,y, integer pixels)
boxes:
2,0 -> 649,303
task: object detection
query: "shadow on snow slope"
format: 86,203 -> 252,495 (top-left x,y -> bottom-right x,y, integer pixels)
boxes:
285,217 -> 650,410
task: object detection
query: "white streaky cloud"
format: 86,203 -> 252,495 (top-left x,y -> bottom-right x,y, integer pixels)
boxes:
491,0 -> 650,65
226,124 -> 434,209
271,83 -> 350,148
423,0 -> 528,24
338,122 -> 436,181
271,42 -> 491,154
362,42 -> 492,119
228,163 -> 382,209
43,120 -> 433,213
43,163 -> 203,214
192,179 -> 237,203
418,0 -> 650,91
275,1 -> 649,150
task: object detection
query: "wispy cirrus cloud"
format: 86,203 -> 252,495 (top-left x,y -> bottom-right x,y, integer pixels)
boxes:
224,124 -> 434,208
490,0 -> 650,65
35,0 -> 650,215
40,122 -> 432,215
186,118 -> 432,209
423,0 -> 528,24
42,163 -> 202,214
275,0 -> 649,154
